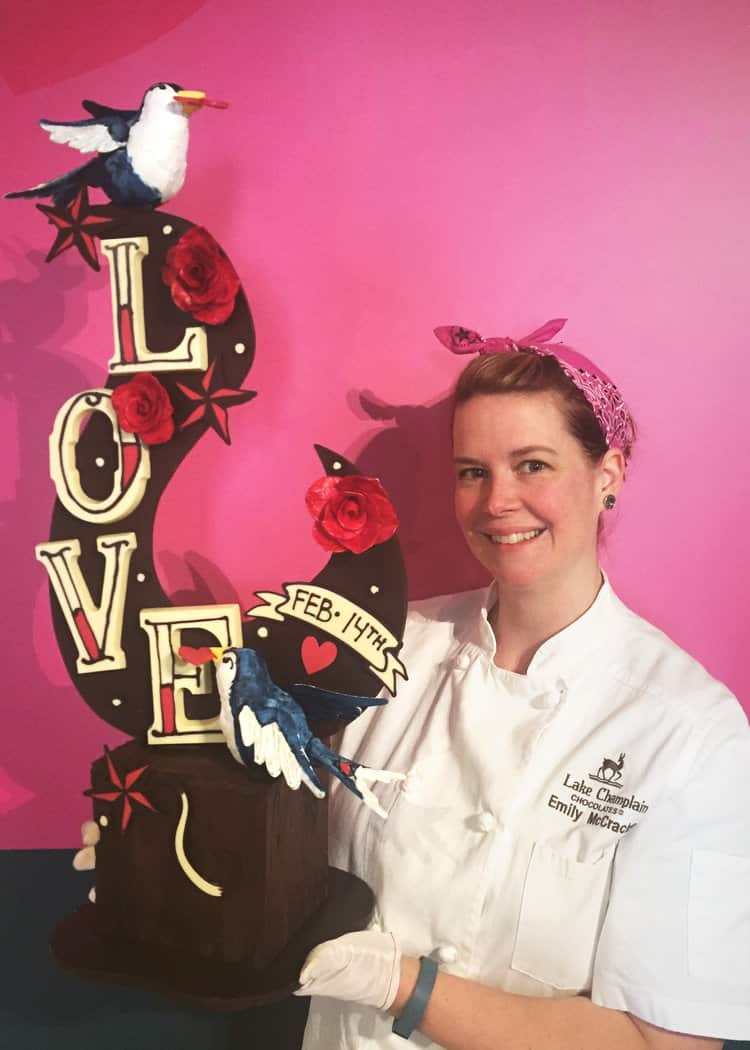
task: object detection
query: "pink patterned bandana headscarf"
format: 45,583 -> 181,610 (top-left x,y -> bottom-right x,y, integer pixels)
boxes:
434,318 -> 635,458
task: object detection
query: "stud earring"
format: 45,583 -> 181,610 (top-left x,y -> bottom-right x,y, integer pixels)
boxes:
604,494 -> 616,510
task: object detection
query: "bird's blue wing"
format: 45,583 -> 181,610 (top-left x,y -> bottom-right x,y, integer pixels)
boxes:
82,99 -> 139,122
102,116 -> 133,145
39,115 -> 131,154
4,156 -> 104,205
288,683 -> 387,722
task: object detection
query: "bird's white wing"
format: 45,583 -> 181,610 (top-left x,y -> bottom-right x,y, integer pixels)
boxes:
237,706 -> 322,797
280,741 -> 302,790
259,724 -> 279,776
40,121 -> 125,154
237,704 -> 258,748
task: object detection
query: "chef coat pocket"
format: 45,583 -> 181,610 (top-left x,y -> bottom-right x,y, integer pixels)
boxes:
688,849 -> 750,985
511,843 -> 613,991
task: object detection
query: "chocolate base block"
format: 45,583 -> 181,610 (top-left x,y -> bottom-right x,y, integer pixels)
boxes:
50,867 -> 374,1009
87,739 -> 329,969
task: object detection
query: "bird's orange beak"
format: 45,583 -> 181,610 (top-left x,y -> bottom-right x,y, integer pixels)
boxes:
209,647 -> 226,664
174,89 -> 229,116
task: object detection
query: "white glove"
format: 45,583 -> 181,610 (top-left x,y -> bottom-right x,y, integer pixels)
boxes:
294,929 -> 401,1010
72,820 -> 99,902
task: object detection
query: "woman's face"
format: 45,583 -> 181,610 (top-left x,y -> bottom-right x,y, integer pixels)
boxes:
452,391 -> 620,593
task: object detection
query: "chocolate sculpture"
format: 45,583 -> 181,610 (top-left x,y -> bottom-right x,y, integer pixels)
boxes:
11,98 -> 408,1006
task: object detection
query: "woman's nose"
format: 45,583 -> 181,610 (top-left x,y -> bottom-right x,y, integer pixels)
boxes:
483,476 -> 520,516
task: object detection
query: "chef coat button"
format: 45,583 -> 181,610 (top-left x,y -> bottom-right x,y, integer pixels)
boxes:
477,811 -> 496,832
437,945 -> 458,964
454,652 -> 472,671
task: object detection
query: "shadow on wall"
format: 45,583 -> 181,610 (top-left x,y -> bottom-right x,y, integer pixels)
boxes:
0,247 -> 106,834
157,548 -> 246,609
346,387 -> 489,602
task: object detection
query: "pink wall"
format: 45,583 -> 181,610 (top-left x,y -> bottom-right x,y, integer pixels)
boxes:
1,0 -> 748,847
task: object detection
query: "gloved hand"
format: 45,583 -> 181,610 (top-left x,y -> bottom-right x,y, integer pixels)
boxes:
294,929 -> 401,1009
72,820 -> 99,901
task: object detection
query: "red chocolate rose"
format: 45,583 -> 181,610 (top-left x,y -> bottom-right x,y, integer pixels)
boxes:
111,372 -> 174,445
305,475 -> 399,554
162,226 -> 240,325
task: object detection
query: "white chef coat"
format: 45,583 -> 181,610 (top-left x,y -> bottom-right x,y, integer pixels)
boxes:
303,576 -> 750,1050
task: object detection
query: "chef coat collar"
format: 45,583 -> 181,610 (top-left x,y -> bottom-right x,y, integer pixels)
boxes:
465,571 -> 618,685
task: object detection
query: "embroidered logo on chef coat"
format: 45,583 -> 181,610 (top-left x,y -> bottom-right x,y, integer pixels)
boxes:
589,751 -> 626,785
546,753 -> 649,834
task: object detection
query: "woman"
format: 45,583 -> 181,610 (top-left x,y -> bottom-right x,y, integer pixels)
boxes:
296,322 -> 750,1050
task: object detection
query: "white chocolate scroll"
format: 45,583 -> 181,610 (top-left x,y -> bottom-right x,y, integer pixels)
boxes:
247,585 -> 406,694
174,792 -> 222,897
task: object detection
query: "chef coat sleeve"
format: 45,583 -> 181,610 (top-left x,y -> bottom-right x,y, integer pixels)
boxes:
590,695 -> 750,1042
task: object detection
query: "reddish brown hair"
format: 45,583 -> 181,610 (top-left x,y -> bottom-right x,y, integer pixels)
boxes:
453,351 -> 633,463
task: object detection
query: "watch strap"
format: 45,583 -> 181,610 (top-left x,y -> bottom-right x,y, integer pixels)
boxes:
392,955 -> 438,1039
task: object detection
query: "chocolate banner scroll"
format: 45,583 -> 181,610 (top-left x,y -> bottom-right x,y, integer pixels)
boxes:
247,585 -> 407,694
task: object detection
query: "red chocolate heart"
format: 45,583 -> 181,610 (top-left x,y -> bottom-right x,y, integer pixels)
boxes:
300,636 -> 337,675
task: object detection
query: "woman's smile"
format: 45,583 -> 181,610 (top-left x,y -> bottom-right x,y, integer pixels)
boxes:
483,527 -> 546,546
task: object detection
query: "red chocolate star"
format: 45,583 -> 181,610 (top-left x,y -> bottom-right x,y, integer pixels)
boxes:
176,359 -> 255,444
85,746 -> 157,831
36,187 -> 111,271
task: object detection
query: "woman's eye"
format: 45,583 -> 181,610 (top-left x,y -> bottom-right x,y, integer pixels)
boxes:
456,466 -> 486,481
518,460 -> 547,474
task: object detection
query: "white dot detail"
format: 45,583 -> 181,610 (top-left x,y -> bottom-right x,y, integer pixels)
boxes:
370,585 -> 380,594
257,626 -> 269,639
234,342 -> 246,354
332,461 -> 342,471
112,698 -> 122,707
162,224 -> 173,235
99,815 -> 109,828
95,457 -> 105,467
136,572 -> 146,583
